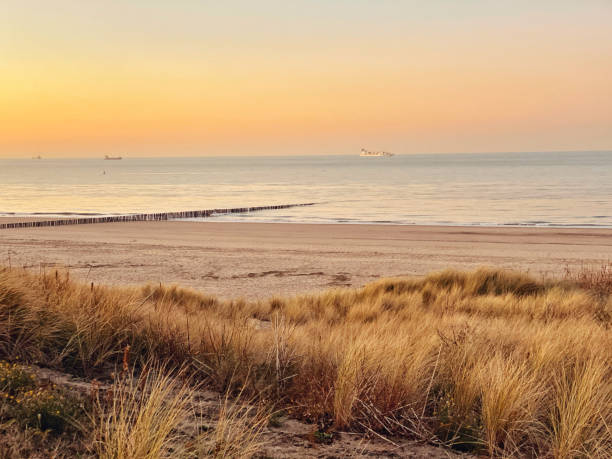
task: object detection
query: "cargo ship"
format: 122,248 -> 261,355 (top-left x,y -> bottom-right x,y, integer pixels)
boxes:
104,155 -> 123,160
360,148 -> 394,157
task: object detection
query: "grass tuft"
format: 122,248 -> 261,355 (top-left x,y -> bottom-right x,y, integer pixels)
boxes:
93,364 -> 193,459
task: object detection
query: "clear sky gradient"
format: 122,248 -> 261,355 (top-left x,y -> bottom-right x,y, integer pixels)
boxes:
1,1 -> 611,157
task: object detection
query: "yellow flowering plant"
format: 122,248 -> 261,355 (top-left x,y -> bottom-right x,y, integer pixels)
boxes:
0,361 -> 82,433
0,361 -> 36,395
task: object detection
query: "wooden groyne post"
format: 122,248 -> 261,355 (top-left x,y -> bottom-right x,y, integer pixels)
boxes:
0,203 -> 316,230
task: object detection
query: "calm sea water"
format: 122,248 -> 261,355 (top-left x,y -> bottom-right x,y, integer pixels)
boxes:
1,152 -> 611,227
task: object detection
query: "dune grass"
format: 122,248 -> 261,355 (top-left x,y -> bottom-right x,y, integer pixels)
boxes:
0,265 -> 610,457
194,387 -> 270,458
92,365 -> 194,459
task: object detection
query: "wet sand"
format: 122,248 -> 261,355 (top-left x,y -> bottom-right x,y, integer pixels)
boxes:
0,217 -> 69,223
1,220 -> 611,299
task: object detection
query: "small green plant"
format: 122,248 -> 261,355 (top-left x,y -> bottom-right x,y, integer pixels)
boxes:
313,429 -> 334,445
0,360 -> 36,395
0,361 -> 82,434
434,391 -> 482,452
12,387 -> 80,432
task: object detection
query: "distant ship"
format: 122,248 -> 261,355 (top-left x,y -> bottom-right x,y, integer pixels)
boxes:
104,155 -> 123,160
32,155 -> 42,160
360,148 -> 394,157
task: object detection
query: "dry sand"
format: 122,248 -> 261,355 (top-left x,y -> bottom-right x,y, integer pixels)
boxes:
1,219 -> 611,299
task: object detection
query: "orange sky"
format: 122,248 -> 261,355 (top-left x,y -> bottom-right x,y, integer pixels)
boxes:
1,1 -> 611,157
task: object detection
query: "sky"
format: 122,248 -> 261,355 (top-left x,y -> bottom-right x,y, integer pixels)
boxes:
1,1 -> 611,157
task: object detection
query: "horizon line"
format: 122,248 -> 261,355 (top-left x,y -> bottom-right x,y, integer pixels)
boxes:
1,149 -> 611,160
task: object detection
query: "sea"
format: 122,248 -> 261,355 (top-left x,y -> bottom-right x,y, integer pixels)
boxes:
1,151 -> 611,227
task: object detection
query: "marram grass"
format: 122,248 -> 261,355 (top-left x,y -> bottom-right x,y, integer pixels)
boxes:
0,266 -> 610,457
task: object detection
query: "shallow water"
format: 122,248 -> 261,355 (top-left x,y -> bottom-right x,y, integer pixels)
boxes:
1,151 -> 611,227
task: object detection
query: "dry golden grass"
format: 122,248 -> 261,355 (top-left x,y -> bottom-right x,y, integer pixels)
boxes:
194,387 -> 269,458
564,262 -> 612,297
93,365 -> 193,459
0,266 -> 611,457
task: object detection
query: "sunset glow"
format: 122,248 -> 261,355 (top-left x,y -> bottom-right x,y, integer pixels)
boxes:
1,1 -> 611,157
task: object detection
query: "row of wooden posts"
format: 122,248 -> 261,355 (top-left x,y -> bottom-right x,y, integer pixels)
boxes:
0,203 -> 316,230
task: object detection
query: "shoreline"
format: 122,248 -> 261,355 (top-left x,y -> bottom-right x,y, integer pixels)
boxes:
1,220 -> 611,299
2,215 -> 612,229
183,217 -> 612,229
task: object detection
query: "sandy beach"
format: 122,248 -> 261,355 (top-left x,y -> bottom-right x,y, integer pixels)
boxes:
1,219 -> 610,299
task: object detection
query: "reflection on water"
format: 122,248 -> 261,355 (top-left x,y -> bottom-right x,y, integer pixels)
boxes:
1,151 -> 611,227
